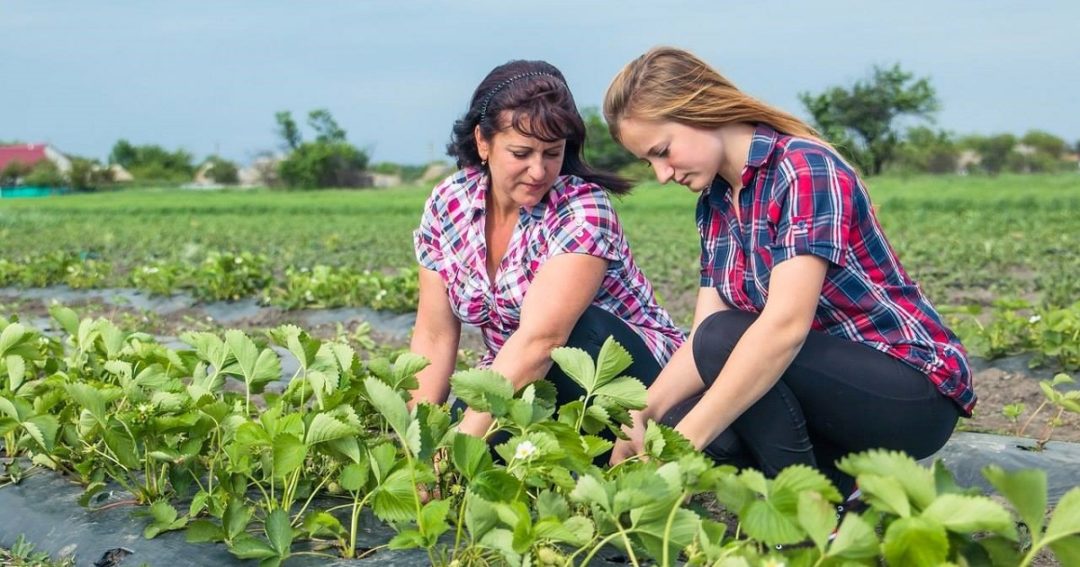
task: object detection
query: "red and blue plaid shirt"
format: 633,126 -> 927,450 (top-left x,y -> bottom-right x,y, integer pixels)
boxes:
415,167 -> 684,368
697,125 -> 975,415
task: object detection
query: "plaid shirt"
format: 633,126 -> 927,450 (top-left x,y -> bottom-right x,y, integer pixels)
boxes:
697,125 -> 975,415
415,167 -> 683,368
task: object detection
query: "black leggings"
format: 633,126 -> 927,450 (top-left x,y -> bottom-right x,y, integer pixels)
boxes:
663,310 -> 961,496
453,304 -> 663,434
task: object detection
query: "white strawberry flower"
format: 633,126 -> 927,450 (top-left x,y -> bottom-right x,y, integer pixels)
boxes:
514,440 -> 538,460
1029,315 -> 1042,324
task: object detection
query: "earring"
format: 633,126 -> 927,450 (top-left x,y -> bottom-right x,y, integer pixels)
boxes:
481,158 -> 488,168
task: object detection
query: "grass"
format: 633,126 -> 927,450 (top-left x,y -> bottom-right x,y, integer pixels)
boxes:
1,173 -> 1078,323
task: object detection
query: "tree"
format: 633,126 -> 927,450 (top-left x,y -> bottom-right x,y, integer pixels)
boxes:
0,161 -> 31,186
581,107 -> 637,172
23,161 -> 66,187
892,126 -> 959,174
800,64 -> 939,175
274,108 -> 369,189
202,156 -> 239,184
961,134 -> 1016,175
67,157 -> 113,191
275,111 -> 302,151
1020,130 -> 1066,159
108,140 -> 195,183
307,109 -> 347,143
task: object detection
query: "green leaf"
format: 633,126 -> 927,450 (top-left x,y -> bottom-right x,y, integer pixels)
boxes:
225,330 -> 281,393
741,499 -> 805,547
1045,487 -> 1080,543
228,534 -> 277,560
643,420 -> 693,461
0,396 -> 19,420
24,415 -> 59,452
65,383 -> 107,426
631,507 -> 701,563
224,499 -> 254,541
327,436 -> 361,464
363,376 -> 409,438
272,433 -> 307,479
594,336 -> 633,386
797,491 -> 837,551
838,449 -> 935,510
465,493 -> 499,541
549,347 -> 595,392
387,529 -> 425,549
103,426 -> 139,468
983,465 -> 1047,536
882,516 -> 948,567
419,499 -> 451,543
186,520 -> 226,543
569,474 -> 611,513
1048,536 -> 1080,567
0,323 -> 26,356
301,512 -> 345,539
305,412 -> 355,445
372,468 -> 421,522
536,490 -> 569,521
450,368 -> 514,415
826,512 -> 879,559
857,473 -> 912,517
771,464 -> 843,514
48,304 -> 80,336
452,432 -> 492,482
264,509 -> 293,555
150,500 -> 177,526
471,469 -> 522,503
593,376 -> 647,410
921,494 -> 1017,539
6,355 -> 26,392
392,352 -> 429,389
339,461 -> 370,492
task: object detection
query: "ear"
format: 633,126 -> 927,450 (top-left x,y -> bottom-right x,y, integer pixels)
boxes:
474,125 -> 490,161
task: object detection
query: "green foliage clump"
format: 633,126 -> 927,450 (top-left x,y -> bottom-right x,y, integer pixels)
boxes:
201,156 -> 239,185
275,109 -> 369,190
109,139 -> 195,183
581,106 -> 637,173
800,63 -> 939,175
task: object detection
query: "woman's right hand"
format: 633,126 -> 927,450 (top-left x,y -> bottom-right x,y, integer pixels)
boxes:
609,409 -> 649,465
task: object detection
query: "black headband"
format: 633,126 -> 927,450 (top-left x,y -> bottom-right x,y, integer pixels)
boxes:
478,71 -> 564,123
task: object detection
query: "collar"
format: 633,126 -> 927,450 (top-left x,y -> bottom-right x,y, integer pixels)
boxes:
704,123 -> 780,207
466,166 -> 549,223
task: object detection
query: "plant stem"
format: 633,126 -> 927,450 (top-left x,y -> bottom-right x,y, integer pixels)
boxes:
578,530 -> 632,567
1017,400 -> 1049,437
661,491 -> 689,567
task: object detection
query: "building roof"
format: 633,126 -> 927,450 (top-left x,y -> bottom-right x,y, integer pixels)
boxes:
0,144 -> 49,171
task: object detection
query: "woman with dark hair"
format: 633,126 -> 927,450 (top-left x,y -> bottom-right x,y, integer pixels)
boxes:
409,60 -> 683,439
603,47 -> 975,500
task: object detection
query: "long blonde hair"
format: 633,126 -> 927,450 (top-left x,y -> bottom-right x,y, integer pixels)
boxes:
604,46 -> 824,145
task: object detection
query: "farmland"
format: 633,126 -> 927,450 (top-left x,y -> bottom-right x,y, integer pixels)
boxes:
2,173 -> 1080,565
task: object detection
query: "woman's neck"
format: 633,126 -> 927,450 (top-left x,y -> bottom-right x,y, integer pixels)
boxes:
717,123 -> 756,191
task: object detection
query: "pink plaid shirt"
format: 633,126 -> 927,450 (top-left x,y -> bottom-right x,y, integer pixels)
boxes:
414,167 -> 683,367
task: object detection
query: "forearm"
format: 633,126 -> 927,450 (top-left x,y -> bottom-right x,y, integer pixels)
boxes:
639,340 -> 706,422
408,326 -> 460,408
675,318 -> 807,449
456,329 -> 560,435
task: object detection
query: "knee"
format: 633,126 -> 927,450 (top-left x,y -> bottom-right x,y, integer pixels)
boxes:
694,309 -> 756,355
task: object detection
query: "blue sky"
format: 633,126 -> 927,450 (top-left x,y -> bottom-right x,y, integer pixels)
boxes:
3,1 -> 1078,165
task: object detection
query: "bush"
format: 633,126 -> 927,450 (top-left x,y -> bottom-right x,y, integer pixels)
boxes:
23,161 -> 67,188
203,156 -> 239,184
278,141 -> 369,189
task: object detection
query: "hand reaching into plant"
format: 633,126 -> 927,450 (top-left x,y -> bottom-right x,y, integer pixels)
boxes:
609,409 -> 648,465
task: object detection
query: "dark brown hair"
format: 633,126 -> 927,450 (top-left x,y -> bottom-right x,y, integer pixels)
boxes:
448,60 -> 631,194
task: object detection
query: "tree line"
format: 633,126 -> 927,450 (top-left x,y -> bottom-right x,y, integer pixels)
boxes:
4,66 -> 1077,191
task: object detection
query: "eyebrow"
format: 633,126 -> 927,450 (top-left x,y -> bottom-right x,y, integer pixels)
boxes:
508,144 -> 564,152
646,144 -> 664,157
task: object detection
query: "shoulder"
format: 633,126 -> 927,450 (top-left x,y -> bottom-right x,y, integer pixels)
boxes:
770,137 -> 858,187
547,175 -> 618,228
426,167 -> 482,209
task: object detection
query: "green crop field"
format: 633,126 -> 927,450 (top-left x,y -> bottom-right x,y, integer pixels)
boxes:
2,174 -> 1077,323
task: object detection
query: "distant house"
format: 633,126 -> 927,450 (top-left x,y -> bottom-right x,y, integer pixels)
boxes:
0,143 -> 73,176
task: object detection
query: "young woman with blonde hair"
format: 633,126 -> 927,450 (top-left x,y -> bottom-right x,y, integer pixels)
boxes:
604,47 -> 974,498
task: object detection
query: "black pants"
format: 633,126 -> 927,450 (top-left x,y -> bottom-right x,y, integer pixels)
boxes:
453,304 -> 663,438
663,310 -> 960,496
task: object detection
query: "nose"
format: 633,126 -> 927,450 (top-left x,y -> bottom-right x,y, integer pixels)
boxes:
527,155 -> 547,181
652,160 -> 675,184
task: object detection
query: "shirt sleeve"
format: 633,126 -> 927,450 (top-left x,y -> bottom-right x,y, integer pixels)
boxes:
546,181 -> 620,262
413,191 -> 444,272
769,149 -> 854,267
